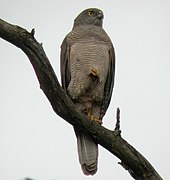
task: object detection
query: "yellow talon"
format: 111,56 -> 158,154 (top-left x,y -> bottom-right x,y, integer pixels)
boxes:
90,114 -> 102,125
83,108 -> 102,124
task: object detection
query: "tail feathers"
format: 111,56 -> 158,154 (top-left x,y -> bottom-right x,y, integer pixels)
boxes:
76,131 -> 98,175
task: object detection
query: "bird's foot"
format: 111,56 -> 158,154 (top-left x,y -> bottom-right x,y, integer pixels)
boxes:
90,68 -> 99,77
89,68 -> 99,81
83,108 -> 102,124
90,114 -> 102,125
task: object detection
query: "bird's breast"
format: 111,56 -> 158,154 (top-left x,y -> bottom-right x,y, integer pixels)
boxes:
70,42 -> 109,77
68,42 -> 110,100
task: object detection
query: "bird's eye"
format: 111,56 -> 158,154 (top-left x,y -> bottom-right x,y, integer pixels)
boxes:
88,11 -> 94,16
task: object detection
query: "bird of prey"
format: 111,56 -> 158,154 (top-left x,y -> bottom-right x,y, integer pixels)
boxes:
60,8 -> 115,175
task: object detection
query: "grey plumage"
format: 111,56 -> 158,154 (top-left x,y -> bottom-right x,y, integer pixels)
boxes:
74,129 -> 98,175
60,8 -> 115,175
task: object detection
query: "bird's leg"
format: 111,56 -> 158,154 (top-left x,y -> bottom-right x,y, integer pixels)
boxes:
83,107 -> 92,117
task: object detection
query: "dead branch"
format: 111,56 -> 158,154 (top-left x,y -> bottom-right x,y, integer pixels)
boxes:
0,18 -> 163,180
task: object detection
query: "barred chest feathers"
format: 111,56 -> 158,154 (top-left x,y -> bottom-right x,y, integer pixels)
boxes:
67,39 -> 110,102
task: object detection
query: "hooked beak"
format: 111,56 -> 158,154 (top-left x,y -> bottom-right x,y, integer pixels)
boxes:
97,11 -> 104,19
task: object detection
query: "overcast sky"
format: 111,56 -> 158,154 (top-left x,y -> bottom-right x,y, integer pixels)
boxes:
0,0 -> 170,180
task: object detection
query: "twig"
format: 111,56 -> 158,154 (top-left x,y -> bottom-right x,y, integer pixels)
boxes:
114,107 -> 121,136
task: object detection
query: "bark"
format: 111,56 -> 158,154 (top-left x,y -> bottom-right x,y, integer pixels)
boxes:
0,18 -> 163,180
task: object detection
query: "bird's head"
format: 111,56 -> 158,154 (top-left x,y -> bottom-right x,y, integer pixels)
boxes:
73,8 -> 104,27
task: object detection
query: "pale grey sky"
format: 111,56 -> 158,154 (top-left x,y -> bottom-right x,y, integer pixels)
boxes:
0,0 -> 170,179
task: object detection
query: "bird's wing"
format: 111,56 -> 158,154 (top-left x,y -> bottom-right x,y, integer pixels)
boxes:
60,38 -> 71,91
101,45 -> 115,118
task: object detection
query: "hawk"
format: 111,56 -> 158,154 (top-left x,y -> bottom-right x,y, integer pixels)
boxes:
60,8 -> 115,175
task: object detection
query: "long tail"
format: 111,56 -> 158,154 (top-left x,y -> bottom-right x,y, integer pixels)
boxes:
75,129 -> 98,175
